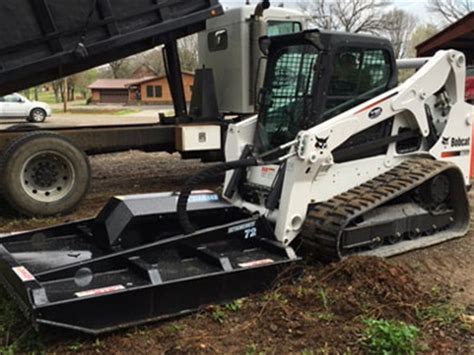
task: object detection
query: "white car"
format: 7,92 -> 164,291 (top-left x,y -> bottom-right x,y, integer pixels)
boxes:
0,93 -> 52,122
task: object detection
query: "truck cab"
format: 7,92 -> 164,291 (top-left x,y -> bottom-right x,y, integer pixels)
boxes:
466,66 -> 474,103
198,6 -> 311,115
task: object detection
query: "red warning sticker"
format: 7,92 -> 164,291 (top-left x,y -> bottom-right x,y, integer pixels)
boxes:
12,266 -> 35,282
75,285 -> 125,298
239,259 -> 274,268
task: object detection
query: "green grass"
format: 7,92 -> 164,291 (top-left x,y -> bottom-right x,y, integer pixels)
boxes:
115,109 -> 141,116
36,91 -> 57,104
362,319 -> 419,355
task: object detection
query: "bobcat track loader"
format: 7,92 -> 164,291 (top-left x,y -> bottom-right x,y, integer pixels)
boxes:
0,29 -> 471,334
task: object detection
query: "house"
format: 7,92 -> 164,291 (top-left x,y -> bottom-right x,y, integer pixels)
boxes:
416,12 -> 474,65
89,72 -> 194,105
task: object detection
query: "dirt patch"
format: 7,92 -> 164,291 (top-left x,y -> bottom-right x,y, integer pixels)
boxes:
320,257 -> 425,322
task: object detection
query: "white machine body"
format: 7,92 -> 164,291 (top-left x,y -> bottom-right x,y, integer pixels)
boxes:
224,50 -> 474,246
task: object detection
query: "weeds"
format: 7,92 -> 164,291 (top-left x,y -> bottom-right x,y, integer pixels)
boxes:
209,299 -> 244,324
362,319 -> 419,355
245,343 -> 264,355
416,302 -> 463,327
225,299 -> 244,312
210,307 -> 226,324
317,312 -> 335,322
166,323 -> 185,333
263,291 -> 288,305
318,287 -> 330,310
67,341 -> 83,352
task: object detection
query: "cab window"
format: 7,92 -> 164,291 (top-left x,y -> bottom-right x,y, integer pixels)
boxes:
259,43 -> 319,149
267,21 -> 302,37
323,48 -> 391,120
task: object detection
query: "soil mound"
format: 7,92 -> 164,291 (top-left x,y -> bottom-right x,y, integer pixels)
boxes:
316,256 -> 427,321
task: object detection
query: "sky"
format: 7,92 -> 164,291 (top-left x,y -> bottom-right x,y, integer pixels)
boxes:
219,0 -> 430,19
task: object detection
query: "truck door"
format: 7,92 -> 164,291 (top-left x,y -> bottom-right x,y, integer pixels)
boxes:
0,96 -> 4,116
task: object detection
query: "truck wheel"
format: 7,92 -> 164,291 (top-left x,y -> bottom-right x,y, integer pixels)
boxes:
0,132 -> 90,216
28,108 -> 47,123
6,124 -> 40,132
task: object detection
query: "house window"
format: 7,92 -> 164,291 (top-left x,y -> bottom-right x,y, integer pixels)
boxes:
146,85 -> 154,98
147,85 -> 163,98
155,86 -> 163,98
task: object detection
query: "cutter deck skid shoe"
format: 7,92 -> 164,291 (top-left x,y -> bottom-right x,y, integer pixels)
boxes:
0,191 -> 298,334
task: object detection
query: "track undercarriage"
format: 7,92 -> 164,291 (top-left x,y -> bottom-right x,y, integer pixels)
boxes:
302,158 -> 470,261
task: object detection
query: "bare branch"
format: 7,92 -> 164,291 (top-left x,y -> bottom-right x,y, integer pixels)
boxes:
427,0 -> 473,24
381,9 -> 418,58
298,0 -> 392,34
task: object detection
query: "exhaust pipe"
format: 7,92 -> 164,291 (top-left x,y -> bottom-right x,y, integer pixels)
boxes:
254,0 -> 270,17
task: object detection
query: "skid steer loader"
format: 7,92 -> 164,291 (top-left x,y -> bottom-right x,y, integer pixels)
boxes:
0,29 -> 471,334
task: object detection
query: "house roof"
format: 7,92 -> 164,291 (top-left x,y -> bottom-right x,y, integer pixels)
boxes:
88,79 -> 138,90
89,72 -> 195,90
417,12 -> 474,60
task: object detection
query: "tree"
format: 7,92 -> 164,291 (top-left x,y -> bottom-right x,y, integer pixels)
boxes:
139,48 -> 166,76
398,23 -> 439,82
108,59 -> 134,79
406,23 -> 439,58
178,35 -> 199,72
427,0 -> 473,24
382,9 -> 417,58
71,69 -> 98,100
298,0 -> 392,34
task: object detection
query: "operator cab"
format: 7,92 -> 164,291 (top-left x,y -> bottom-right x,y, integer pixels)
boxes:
257,29 -> 397,159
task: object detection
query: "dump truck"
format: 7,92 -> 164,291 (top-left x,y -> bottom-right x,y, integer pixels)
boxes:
0,1 -> 308,216
467,66 -> 474,103
0,0 -> 471,335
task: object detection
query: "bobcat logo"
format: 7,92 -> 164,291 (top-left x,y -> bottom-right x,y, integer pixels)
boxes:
442,137 -> 450,146
315,136 -> 329,150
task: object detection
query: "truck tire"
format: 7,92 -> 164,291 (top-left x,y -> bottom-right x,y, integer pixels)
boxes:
0,132 -> 90,216
27,108 -> 47,123
6,124 -> 40,132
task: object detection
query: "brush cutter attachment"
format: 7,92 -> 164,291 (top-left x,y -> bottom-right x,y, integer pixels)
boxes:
0,191 -> 298,334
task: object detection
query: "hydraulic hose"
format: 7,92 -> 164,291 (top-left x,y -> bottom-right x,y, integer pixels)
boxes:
177,157 -> 259,234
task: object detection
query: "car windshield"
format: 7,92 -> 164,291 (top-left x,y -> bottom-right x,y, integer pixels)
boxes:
467,67 -> 474,77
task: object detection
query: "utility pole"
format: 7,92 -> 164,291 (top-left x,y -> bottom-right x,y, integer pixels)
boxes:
63,77 -> 68,113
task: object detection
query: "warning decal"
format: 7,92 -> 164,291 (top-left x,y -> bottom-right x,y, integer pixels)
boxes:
12,266 -> 36,282
238,259 -> 274,268
75,285 -> 125,298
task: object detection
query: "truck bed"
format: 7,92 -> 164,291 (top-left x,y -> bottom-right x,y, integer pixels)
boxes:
0,0 -> 222,96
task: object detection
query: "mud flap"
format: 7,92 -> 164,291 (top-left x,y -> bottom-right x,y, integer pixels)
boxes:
0,192 -> 299,334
